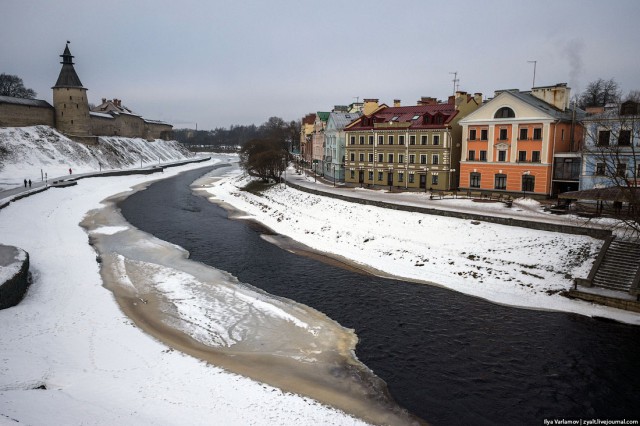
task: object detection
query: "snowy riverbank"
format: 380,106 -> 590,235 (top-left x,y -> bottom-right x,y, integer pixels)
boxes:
204,166 -> 640,326
0,159 -> 372,425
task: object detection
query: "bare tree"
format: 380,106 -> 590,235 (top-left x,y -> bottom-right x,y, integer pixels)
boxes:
582,97 -> 640,238
0,73 -> 37,99
240,138 -> 288,182
578,78 -> 621,109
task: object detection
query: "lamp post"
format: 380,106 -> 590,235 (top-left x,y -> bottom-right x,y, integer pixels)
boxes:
333,163 -> 336,187
522,170 -> 530,199
449,168 -> 456,191
424,167 -> 429,193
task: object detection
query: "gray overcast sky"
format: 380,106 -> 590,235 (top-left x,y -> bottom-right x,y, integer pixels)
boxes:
2,0 -> 639,130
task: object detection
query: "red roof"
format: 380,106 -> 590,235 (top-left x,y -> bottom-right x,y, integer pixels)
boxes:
345,104 -> 457,131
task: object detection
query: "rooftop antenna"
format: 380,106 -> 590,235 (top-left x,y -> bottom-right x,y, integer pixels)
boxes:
449,72 -> 459,95
527,60 -> 537,87
354,96 -> 359,104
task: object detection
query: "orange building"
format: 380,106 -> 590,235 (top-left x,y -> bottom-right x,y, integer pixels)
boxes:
459,83 -> 582,198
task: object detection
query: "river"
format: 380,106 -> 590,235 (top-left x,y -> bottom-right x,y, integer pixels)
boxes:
119,165 -> 640,425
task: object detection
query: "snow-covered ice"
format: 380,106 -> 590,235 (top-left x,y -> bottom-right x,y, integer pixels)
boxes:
204,165 -> 640,326
0,159 -> 376,426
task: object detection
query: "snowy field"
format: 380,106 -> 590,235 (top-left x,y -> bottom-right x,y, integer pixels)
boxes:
0,159 -> 373,426
204,166 -> 640,326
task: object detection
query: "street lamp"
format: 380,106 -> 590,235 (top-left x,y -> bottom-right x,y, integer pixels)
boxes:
424,167 -> 429,193
522,170 -> 530,199
333,163 -> 336,187
449,168 -> 456,191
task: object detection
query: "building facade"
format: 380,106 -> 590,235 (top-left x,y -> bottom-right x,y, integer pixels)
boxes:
311,112 -> 329,174
580,101 -> 639,191
299,113 -> 315,165
459,83 -> 582,197
323,107 -> 361,182
343,92 -> 482,190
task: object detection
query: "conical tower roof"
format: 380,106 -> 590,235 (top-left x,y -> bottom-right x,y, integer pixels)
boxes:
53,43 -> 84,88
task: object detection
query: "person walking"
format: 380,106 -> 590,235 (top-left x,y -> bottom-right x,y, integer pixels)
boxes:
24,179 -> 27,188
28,179 -> 32,188
69,168 -> 72,175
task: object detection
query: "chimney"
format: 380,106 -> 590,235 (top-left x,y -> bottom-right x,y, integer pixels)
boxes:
393,99 -> 401,107
102,98 -> 106,103
417,96 -> 438,106
363,98 -> 379,116
531,83 -> 570,111
473,92 -> 483,104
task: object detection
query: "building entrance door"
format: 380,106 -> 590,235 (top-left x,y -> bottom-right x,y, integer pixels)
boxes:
419,174 -> 426,189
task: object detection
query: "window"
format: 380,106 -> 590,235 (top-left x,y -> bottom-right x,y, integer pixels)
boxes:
494,174 -> 507,190
421,135 -> 428,145
481,129 -> 488,140
435,115 -> 444,124
499,128 -> 508,141
409,154 -> 415,164
469,129 -> 477,141
410,135 -> 416,145
561,129 -> 565,140
432,155 -> 439,165
470,172 -> 481,188
378,153 -> 384,162
431,174 -> 439,185
368,171 -> 374,181
519,128 -> 528,140
389,135 -> 394,145
479,150 -> 487,161
388,153 -> 394,163
398,154 -> 404,164
518,151 -> 527,162
350,152 -> 355,161
359,136 -> 365,145
494,107 -> 515,118
532,151 -> 541,163
595,163 -> 605,176
359,153 -> 365,161
498,150 -> 507,162
468,150 -> 476,161
522,175 -> 535,192
378,135 -> 384,145
350,136 -> 356,145
420,155 -> 427,164
399,135 -> 405,145
617,163 -> 627,177
619,130 -> 631,146
350,170 -> 355,179
433,135 -> 440,145
378,171 -> 384,181
368,153 -> 374,162
398,172 -> 404,182
412,114 -> 420,120
409,174 -> 415,183
533,128 -> 542,140
368,135 -> 374,145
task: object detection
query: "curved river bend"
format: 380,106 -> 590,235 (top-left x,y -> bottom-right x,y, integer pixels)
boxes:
119,166 -> 640,426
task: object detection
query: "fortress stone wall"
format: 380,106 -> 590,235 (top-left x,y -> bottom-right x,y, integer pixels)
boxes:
0,44 -> 173,142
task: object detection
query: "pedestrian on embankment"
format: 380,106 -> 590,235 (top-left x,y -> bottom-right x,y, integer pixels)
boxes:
24,179 -> 27,188
28,179 -> 31,188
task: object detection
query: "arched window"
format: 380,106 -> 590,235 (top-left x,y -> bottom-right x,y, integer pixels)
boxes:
494,107 -> 515,119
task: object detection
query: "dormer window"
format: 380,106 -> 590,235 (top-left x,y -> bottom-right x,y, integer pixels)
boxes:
423,115 -> 431,124
494,107 -> 515,118
412,114 -> 420,120
391,116 -> 400,122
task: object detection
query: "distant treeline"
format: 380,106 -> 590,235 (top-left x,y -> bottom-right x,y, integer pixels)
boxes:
173,117 -> 301,152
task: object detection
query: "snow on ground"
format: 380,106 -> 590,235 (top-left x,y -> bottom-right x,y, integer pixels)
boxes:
204,168 -> 640,325
0,159 -> 368,426
0,126 -> 193,190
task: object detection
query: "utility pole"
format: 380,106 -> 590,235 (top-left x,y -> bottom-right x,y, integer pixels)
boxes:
449,72 -> 459,95
527,60 -> 537,87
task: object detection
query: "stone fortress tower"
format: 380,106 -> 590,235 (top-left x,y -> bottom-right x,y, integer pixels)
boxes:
52,42 -> 92,138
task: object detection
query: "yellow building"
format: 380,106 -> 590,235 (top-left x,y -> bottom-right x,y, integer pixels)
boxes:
344,92 -> 482,190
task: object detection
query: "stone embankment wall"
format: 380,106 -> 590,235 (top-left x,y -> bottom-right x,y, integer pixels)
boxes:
0,103 -> 55,128
286,180 -> 612,239
0,245 -> 30,309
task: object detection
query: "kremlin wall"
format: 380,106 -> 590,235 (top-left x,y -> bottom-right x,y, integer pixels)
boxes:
0,43 -> 172,143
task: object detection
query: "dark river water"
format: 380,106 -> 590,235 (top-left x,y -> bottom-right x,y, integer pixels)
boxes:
119,166 -> 640,426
